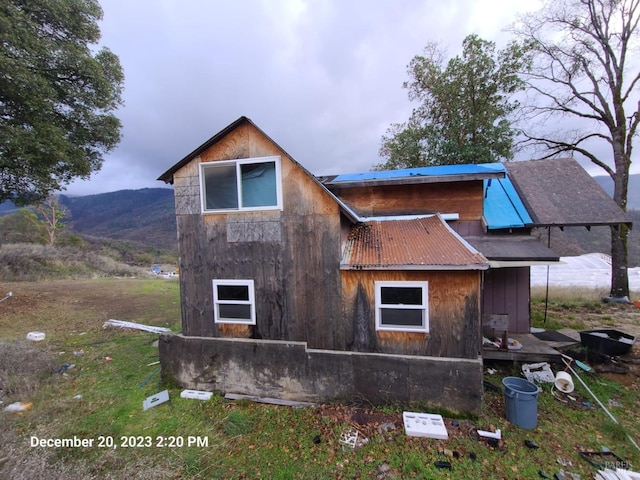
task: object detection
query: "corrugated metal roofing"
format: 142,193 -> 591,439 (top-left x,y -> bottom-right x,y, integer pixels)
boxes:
483,176 -> 533,229
342,215 -> 489,270
332,163 -> 506,183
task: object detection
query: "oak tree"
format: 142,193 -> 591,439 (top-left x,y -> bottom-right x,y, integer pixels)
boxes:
0,0 -> 124,205
513,0 -> 639,298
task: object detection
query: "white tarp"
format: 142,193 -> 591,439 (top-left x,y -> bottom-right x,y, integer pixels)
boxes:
531,253 -> 640,291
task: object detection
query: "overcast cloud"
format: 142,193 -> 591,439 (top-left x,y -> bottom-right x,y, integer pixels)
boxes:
63,0 -> 634,196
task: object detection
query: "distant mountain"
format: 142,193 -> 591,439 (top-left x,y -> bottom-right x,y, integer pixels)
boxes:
593,173 -> 640,209
60,188 -> 177,251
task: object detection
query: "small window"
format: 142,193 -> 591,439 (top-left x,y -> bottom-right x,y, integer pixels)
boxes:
375,281 -> 429,332
200,156 -> 282,212
212,279 -> 256,325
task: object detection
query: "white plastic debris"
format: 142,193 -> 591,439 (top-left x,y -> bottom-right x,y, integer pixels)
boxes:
26,332 -> 45,341
143,390 -> 170,411
522,362 -> 556,383
180,389 -> 213,401
104,319 -> 170,334
3,402 -> 32,412
478,429 -> 502,440
403,412 -> 448,439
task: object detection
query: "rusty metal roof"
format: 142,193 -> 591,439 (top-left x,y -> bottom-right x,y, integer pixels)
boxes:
342,215 -> 489,270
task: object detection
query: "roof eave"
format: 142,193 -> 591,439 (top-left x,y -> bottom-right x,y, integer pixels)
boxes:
340,264 -> 490,271
327,171 -> 505,189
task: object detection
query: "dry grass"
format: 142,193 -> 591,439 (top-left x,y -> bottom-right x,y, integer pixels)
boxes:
0,340 -> 57,404
0,243 -> 146,281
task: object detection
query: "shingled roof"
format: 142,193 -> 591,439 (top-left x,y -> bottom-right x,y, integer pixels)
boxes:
505,158 -> 632,228
341,215 -> 489,270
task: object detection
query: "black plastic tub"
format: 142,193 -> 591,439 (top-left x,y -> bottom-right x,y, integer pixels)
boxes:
579,329 -> 635,356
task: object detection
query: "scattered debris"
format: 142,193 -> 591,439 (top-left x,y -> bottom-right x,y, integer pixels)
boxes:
143,389 -> 169,411
54,363 -> 74,375
557,457 -> 573,467
0,291 -> 12,303
525,439 -> 539,449
103,319 -> 171,334
339,427 -> 368,449
224,393 -> 314,408
73,350 -> 84,356
312,435 -> 321,444
595,468 -> 640,479
180,389 -> 212,401
579,450 -> 629,470
403,412 -> 448,439
523,362 -> 556,383
434,460 -> 452,470
377,422 -> 396,435
26,331 -> 45,342
478,428 -> 501,440
3,401 -> 32,412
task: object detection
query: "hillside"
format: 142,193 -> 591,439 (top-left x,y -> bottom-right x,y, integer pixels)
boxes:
60,188 -> 177,251
594,173 -> 640,209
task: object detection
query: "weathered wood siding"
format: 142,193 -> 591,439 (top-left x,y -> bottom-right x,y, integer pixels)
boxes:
331,181 -> 484,221
482,266 -> 531,334
342,269 -> 481,359
171,122 -> 344,349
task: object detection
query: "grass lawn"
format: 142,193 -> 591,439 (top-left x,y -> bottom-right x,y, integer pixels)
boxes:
1,279 -> 639,479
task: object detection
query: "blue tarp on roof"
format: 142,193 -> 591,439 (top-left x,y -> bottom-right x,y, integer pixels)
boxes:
331,162 -> 532,230
483,175 -> 533,229
332,163 -> 506,183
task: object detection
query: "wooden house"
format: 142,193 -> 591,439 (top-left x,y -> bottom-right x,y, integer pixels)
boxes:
157,116 -> 630,414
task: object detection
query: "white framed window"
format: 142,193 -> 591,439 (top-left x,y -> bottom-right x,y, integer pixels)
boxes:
212,279 -> 256,325
375,281 -> 429,333
200,156 -> 282,213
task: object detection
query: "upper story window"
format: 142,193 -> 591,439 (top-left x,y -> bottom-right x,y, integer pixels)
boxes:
374,281 -> 429,333
200,156 -> 282,213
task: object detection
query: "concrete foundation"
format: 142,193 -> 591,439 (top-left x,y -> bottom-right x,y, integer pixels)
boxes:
159,334 -> 483,415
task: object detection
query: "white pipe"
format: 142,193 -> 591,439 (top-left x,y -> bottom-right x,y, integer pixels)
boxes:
562,358 -> 640,451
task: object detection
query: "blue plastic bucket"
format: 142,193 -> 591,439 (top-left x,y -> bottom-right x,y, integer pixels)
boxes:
502,376 -> 539,429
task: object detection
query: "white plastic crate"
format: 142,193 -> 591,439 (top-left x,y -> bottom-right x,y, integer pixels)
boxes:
403,412 -> 448,439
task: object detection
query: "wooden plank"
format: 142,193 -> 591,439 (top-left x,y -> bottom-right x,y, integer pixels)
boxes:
224,393 -> 314,408
482,333 -> 563,363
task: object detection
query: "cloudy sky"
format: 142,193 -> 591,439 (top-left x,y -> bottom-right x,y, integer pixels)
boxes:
63,0 -> 632,196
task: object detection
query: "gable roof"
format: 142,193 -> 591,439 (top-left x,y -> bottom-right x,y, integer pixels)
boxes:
505,158 -> 632,227
341,215 -> 489,270
157,116 -> 360,223
158,116 -> 265,183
